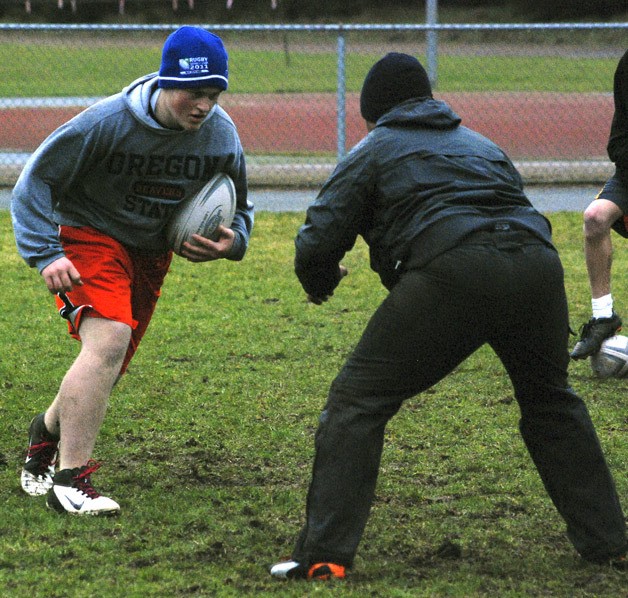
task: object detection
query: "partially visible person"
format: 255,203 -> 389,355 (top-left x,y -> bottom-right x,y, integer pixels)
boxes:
570,48 -> 628,359
270,52 -> 627,581
11,26 -> 254,515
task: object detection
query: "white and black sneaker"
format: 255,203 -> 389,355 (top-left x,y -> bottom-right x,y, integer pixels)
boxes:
21,413 -> 59,496
270,560 -> 305,579
46,460 -> 120,516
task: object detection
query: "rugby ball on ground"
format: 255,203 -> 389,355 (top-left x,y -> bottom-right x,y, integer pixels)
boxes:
166,173 -> 236,256
590,335 -> 628,379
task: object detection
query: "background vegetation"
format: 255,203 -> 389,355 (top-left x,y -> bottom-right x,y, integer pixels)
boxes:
0,40 -> 619,97
0,209 -> 626,597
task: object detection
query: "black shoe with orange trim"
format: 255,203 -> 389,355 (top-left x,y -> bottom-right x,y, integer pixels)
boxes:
270,560 -> 346,580
308,562 -> 346,580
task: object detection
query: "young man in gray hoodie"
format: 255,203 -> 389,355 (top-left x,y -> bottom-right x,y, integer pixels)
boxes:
270,53 -> 626,580
12,26 -> 254,515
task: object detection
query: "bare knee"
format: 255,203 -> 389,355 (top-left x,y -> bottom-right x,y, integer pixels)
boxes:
78,317 -> 132,370
583,200 -> 622,242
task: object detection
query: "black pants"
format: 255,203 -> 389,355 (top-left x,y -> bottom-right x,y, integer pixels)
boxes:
292,229 -> 627,567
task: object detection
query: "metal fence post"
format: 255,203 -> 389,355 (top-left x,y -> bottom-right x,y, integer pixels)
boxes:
337,28 -> 346,161
426,0 -> 438,88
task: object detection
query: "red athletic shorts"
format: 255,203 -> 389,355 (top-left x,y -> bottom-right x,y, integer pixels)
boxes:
54,225 -> 172,375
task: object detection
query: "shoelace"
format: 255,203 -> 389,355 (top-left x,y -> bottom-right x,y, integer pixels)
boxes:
73,460 -> 102,499
577,316 -> 622,342
27,441 -> 58,470
578,319 -> 595,339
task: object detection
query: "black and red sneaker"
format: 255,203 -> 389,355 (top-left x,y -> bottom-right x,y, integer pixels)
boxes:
46,460 -> 120,516
21,413 -> 59,496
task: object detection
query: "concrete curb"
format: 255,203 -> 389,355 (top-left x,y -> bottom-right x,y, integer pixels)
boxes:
246,160 -> 613,187
0,158 -> 614,188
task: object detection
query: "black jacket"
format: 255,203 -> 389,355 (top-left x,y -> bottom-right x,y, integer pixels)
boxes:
295,97 -> 553,296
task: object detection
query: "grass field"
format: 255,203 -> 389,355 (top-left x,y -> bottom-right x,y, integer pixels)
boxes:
0,208 -> 626,596
0,41 -> 620,96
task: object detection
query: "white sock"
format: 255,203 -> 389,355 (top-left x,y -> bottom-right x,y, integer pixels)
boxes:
592,294 -> 613,319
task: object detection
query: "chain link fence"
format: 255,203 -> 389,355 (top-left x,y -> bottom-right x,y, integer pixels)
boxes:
0,22 -> 626,187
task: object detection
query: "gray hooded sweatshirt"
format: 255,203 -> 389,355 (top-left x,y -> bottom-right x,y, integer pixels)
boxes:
11,73 -> 254,273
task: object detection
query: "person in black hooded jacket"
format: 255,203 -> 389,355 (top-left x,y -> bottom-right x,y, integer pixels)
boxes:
270,53 -> 627,581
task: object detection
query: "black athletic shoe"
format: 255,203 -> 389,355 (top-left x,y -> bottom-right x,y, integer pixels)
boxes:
570,312 -> 622,360
21,413 -> 59,496
46,461 -> 120,516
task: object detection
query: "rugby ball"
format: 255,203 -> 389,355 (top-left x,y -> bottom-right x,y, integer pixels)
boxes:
166,173 -> 236,255
590,335 -> 628,379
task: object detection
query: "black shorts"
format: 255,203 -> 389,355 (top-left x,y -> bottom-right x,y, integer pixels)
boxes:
597,169 -> 628,238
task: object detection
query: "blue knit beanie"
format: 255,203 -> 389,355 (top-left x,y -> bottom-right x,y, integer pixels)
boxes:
158,26 -> 228,90
360,52 -> 432,122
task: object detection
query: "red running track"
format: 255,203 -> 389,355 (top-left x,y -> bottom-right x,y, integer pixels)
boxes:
0,92 -> 613,160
